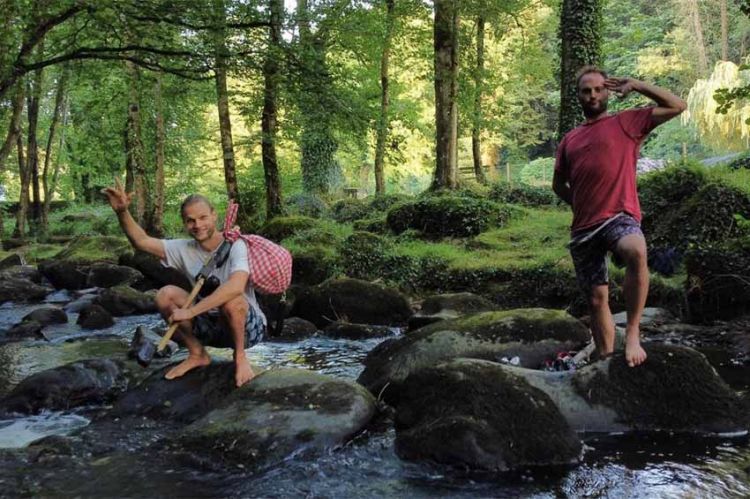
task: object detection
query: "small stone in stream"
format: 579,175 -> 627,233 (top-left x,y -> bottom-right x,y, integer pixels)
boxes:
21,306 -> 68,326
4,320 -> 46,341
77,304 -> 115,329
128,326 -> 177,367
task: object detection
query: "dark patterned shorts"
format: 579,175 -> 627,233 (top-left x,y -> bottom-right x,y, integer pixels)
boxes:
193,304 -> 265,349
569,214 -> 644,294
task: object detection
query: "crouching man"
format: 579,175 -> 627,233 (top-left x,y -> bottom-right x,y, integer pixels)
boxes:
103,183 -> 265,387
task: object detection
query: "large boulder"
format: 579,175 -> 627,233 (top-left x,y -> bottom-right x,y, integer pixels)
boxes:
53,235 -> 132,264
395,358 -> 581,471
112,363 -> 239,423
0,277 -> 52,304
38,260 -> 89,290
409,292 -> 497,330
94,285 -> 157,316
177,368 -> 376,468
86,263 -> 143,288
119,251 -> 191,291
0,358 -> 128,415
0,264 -> 41,283
290,278 -> 412,328
358,308 -> 590,402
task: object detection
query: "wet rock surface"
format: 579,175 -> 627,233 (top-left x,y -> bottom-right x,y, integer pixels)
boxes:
358,308 -> 590,402
2,320 -> 45,343
38,260 -> 89,290
119,251 -> 192,291
395,358 -> 582,471
291,278 -> 412,328
176,368 -> 376,468
86,263 -> 143,288
0,277 -> 52,304
322,321 -> 394,340
0,359 -> 129,415
21,306 -> 67,326
0,264 -> 41,283
270,317 -> 318,342
77,304 -> 115,329
94,285 -> 157,316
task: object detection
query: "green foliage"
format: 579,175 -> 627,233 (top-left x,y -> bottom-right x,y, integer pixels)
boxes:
367,193 -> 411,213
352,215 -> 389,234
519,157 -> 554,185
284,193 -> 329,219
489,181 -> 557,207
338,231 -> 394,281
330,198 -> 370,223
258,216 -> 319,242
386,195 -> 515,238
727,152 -> 750,170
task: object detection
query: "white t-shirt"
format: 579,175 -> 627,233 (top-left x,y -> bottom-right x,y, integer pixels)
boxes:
161,238 -> 266,325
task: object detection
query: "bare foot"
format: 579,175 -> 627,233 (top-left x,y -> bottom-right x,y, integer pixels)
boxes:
234,360 -> 255,388
165,352 -> 211,380
625,328 -> 647,367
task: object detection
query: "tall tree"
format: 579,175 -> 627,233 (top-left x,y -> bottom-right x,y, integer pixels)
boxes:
212,0 -> 239,203
0,86 -> 25,173
558,0 -> 603,139
148,72 -> 166,236
720,0 -> 729,61
685,0 -> 709,74
471,14 -> 487,184
26,47 -> 44,232
432,0 -> 460,190
261,0 -> 284,219
124,60 -> 148,224
40,65 -> 68,235
374,0 -> 396,195
14,83 -> 30,239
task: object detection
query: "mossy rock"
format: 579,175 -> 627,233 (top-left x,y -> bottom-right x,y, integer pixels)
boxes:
358,308 -> 590,403
481,265 -> 581,313
352,215 -> 389,234
0,358 -> 128,415
0,278 -> 52,304
572,343 -> 749,434
291,245 -> 339,286
290,277 -> 412,328
330,198 -> 371,223
177,368 -> 376,468
338,231 -> 394,281
94,285 -> 157,316
386,196 -> 516,238
684,238 -> 750,322
489,182 -> 558,207
639,164 -> 708,239
367,193 -> 411,212
259,216 -> 318,243
53,236 -> 132,264
395,358 -> 581,471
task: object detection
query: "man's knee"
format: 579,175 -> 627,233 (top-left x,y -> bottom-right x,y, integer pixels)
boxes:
221,297 -> 249,320
588,285 -> 609,310
616,235 -> 647,268
155,285 -> 188,310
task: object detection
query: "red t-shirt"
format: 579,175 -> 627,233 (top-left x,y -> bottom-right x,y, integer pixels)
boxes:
554,107 -> 656,231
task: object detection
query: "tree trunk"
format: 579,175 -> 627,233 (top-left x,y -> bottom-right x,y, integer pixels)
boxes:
471,15 -> 486,184
14,124 -> 30,239
558,0 -> 603,139
0,85 -> 25,174
432,0 -> 459,190
262,0 -> 284,220
27,59 -> 44,232
40,66 -> 67,236
720,0 -> 728,61
149,72 -> 166,237
297,0 -> 337,195
685,0 -> 708,74
374,0 -> 396,195
124,60 -> 147,223
213,0 -> 239,203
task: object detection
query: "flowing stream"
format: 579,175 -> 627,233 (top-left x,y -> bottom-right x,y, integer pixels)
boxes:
0,300 -> 749,498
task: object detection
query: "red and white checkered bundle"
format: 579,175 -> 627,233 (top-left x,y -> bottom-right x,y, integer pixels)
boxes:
222,200 -> 292,295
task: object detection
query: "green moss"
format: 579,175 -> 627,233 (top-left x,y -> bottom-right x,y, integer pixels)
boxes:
573,344 -> 749,432
243,382 -> 357,415
54,236 -> 131,263
259,216 -> 319,243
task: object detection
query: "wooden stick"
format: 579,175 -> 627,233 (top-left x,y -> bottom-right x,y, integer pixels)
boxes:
157,277 -> 205,352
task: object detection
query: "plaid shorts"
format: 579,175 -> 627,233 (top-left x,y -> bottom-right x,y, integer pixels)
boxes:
569,213 -> 644,293
193,304 -> 265,349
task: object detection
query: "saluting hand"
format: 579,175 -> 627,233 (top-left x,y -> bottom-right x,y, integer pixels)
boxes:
604,77 -> 637,98
100,176 -> 132,214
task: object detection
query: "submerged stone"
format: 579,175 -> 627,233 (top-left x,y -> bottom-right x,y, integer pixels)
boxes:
178,368 -> 376,468
395,358 -> 581,471
358,308 -> 589,403
0,358 -> 128,415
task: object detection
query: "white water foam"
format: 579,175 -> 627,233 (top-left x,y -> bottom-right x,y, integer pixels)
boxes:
0,412 -> 89,448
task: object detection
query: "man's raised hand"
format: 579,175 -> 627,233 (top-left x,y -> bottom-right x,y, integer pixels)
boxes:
604,77 -> 637,98
101,177 -> 132,214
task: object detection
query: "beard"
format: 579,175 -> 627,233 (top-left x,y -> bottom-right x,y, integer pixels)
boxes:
581,97 -> 608,119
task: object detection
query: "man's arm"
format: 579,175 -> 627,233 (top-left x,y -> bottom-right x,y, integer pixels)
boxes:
101,180 -> 165,260
553,170 -> 572,205
605,77 -> 687,126
170,270 -> 248,321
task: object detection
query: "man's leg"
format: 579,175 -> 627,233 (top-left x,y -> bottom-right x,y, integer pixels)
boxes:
220,296 -> 256,387
589,284 -> 615,358
613,233 -> 648,367
155,285 -> 211,379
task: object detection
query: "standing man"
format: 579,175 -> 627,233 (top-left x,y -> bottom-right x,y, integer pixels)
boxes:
102,184 -> 265,387
553,66 -> 686,367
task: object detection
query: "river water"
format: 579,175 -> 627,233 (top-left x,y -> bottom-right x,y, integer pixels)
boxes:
0,298 -> 749,498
